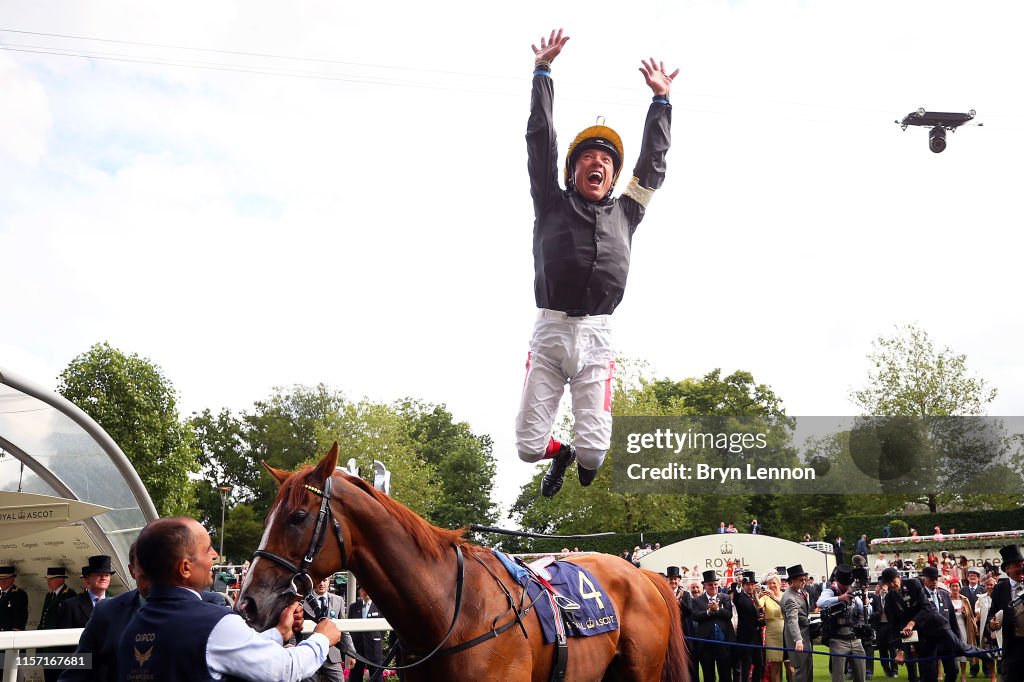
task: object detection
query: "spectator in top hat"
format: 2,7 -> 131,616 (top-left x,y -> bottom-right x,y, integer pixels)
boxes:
39,566 -> 77,682
692,569 -> 734,682
986,544 -> 1024,682
667,565 -> 699,682
57,555 -> 115,629
666,566 -> 684,597
40,566 -> 77,629
734,570 -> 764,682
781,565 -> 813,682
0,565 -> 28,631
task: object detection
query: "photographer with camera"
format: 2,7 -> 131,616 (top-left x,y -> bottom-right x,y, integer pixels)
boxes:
819,565 -> 870,682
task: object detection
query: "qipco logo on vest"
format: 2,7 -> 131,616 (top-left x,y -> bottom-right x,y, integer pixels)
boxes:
135,633 -> 156,643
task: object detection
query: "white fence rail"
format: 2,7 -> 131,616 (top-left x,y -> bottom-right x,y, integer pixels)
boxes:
0,618 -> 394,682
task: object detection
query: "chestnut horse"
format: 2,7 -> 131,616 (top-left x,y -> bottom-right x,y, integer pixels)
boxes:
236,443 -> 687,681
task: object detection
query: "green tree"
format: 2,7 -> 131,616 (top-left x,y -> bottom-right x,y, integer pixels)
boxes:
852,323 -> 996,416
220,503 -> 267,564
401,401 -> 497,530
849,324 -> 1007,512
328,398 -> 441,519
57,342 -> 197,516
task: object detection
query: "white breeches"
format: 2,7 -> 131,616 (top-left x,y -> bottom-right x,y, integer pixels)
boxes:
515,310 -> 615,470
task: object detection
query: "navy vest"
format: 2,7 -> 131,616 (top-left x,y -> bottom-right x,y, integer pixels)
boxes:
118,584 -> 231,682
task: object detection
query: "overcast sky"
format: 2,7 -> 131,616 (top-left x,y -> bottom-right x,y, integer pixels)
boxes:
3,0 -> 1022,519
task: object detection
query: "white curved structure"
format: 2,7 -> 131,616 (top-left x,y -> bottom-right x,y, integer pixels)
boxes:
0,367 -> 159,626
639,533 -> 836,582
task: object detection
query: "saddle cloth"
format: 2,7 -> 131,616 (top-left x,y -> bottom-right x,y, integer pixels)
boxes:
492,550 -> 619,644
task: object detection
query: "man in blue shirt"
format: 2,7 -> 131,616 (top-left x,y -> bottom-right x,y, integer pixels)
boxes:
118,516 -> 341,682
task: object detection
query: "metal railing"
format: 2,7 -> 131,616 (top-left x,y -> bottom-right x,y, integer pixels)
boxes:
0,618 -> 393,682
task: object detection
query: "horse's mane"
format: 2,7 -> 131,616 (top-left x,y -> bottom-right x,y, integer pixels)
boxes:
278,465 -> 484,562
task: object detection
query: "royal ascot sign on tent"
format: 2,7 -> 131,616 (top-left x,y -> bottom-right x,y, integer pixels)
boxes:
638,534 -> 837,582
0,503 -> 70,524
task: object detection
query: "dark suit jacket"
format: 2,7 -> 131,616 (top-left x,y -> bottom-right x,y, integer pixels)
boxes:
962,582 -> 983,610
58,589 -> 140,682
40,584 -> 77,630
348,599 -> 384,662
692,593 -> 736,642
869,592 -> 883,628
933,588 -> 959,633
988,579 -> 1024,660
883,579 -> 946,645
0,585 -> 29,630
56,591 -> 97,629
734,589 -> 762,643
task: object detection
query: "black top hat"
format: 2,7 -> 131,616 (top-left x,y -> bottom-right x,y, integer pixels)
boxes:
879,567 -> 900,584
81,555 -> 116,577
45,567 -> 68,579
999,545 -> 1024,565
666,566 -> 682,579
701,570 -> 719,584
920,566 -> 940,579
786,564 -> 808,581
0,566 -> 15,578
833,565 -> 854,585
741,570 -> 757,583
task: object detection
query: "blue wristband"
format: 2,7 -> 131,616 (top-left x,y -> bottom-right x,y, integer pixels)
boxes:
653,95 -> 669,105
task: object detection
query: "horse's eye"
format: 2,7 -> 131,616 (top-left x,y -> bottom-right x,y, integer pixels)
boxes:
288,510 -> 308,525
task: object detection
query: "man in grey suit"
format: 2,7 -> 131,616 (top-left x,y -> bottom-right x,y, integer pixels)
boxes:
781,564 -> 813,682
300,576 -> 353,682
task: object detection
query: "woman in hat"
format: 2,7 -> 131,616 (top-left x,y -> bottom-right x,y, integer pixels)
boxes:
517,28 -> 677,498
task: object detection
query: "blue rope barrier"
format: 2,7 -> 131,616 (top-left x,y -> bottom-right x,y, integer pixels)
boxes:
685,636 -> 1001,665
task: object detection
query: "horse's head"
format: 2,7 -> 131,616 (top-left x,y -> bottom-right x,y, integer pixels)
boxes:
235,442 -> 348,631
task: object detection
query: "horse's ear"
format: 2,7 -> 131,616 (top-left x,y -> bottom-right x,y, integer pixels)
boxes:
262,461 -> 292,486
313,442 -> 340,481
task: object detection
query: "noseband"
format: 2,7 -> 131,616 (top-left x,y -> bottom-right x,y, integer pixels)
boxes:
248,472 -> 475,671
252,476 -> 347,597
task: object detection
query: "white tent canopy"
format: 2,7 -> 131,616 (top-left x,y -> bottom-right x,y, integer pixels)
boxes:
0,367 -> 158,627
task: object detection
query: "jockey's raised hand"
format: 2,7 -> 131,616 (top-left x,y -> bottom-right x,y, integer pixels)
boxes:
532,28 -> 569,66
639,58 -> 680,97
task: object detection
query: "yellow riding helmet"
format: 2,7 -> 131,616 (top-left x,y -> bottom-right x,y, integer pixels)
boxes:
564,119 -> 625,189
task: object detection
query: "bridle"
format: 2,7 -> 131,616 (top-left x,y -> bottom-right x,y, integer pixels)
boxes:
252,476 -> 347,598
248,473 -> 488,671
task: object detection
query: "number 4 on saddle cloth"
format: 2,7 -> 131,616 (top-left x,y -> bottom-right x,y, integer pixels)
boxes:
492,550 -> 620,643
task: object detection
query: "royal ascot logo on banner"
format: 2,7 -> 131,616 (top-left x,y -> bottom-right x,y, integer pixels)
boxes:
0,504 -> 71,524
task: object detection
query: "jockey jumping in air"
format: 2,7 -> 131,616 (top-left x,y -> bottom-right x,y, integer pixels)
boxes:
516,29 -> 677,498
